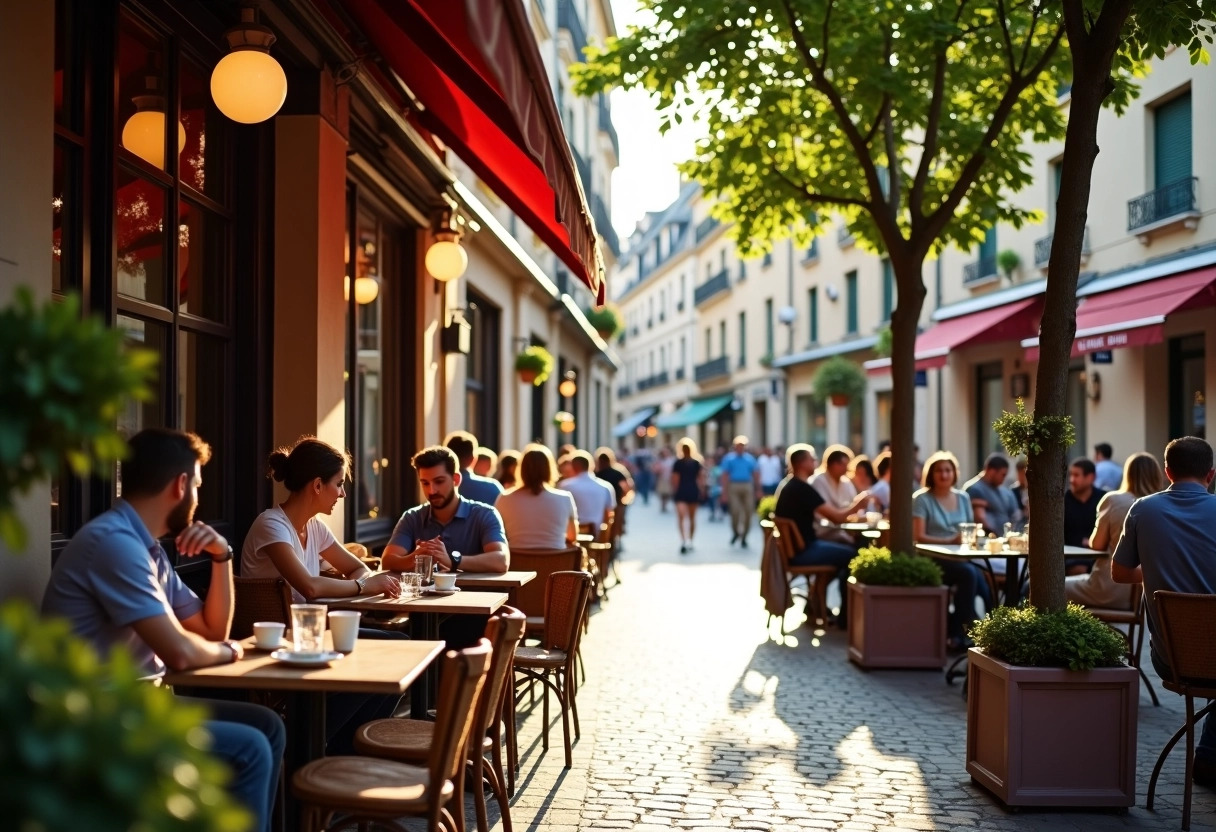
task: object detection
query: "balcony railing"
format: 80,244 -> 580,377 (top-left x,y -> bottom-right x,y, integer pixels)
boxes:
963,253 -> 998,286
598,95 -> 619,159
695,216 -> 720,243
675,367 -> 685,380
694,269 -> 730,306
617,384 -> 632,398
1034,226 -> 1091,269
694,356 -> 731,383
1128,177 -> 1198,232
557,0 -> 586,56
591,192 -> 620,257
636,371 -> 670,391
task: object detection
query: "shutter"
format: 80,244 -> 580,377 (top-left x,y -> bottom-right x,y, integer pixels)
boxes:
846,271 -> 858,334
979,227 -> 997,261
881,259 -> 894,321
1154,92 -> 1192,188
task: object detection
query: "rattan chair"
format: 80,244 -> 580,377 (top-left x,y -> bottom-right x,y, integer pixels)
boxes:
1087,582 -> 1159,706
1146,591 -> 1216,830
353,608 -> 527,832
291,640 -> 492,832
231,576 -> 292,640
508,546 -> 583,634
771,517 -> 839,631
513,570 -> 594,768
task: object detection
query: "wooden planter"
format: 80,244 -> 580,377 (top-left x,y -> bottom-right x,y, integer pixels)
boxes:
829,393 -> 850,407
847,582 -> 947,669
966,648 -> 1139,807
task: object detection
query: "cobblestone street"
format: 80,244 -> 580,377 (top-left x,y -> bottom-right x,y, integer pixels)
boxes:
501,499 -> 1216,832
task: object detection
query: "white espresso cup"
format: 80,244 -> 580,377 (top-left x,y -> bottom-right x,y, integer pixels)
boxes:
252,621 -> 286,650
328,610 -> 361,653
433,572 -> 458,591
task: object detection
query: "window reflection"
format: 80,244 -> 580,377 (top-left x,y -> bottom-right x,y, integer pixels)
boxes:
116,168 -> 168,305
346,211 -> 386,520
179,199 -> 228,321
180,57 -> 228,202
116,315 -> 166,497
178,330 -> 227,521
117,11 -> 175,172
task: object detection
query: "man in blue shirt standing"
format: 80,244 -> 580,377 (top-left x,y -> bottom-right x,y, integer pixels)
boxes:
1114,436 -> 1216,787
444,430 -> 505,506
720,435 -> 761,548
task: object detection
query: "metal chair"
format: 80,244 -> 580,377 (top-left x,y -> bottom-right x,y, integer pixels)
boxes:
1088,582 -> 1160,706
1146,591 -> 1216,830
231,576 -> 292,640
771,517 -> 839,631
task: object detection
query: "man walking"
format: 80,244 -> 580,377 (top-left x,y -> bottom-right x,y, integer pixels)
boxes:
1114,436 -> 1216,786
757,446 -> 784,496
720,435 -> 760,548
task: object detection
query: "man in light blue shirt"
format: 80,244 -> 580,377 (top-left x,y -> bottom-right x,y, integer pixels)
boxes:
445,430 -> 505,506
719,435 -> 760,548
1114,436 -> 1216,786
1094,442 -> 1123,492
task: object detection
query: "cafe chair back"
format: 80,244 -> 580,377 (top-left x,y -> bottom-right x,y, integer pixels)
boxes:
771,517 -> 838,630
508,546 -> 583,632
1086,582 -> 1159,706
231,576 -> 292,639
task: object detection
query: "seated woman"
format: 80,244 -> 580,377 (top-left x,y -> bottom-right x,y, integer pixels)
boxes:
496,444 -> 578,550
495,449 -> 521,490
1066,452 -> 1163,609
912,451 -> 987,650
848,455 -> 876,493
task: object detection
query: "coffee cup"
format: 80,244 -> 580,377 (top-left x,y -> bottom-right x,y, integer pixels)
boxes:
433,572 -> 458,591
253,621 -> 286,650
328,610 -> 361,653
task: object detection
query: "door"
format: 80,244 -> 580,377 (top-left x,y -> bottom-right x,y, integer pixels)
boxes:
1170,334 -> 1206,439
976,362 -> 1004,468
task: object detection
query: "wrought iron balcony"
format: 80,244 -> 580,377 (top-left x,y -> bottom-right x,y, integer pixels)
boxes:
695,216 -> 720,243
694,269 -> 730,306
636,371 -> 670,391
694,356 -> 731,384
557,0 -> 587,56
1128,177 -> 1198,233
591,193 -> 620,257
598,95 -> 619,159
1034,226 -> 1091,269
617,383 -> 632,398
963,253 -> 999,286
675,367 -> 685,380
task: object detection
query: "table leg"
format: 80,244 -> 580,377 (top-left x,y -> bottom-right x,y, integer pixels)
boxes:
409,612 -> 440,719
1005,556 -> 1023,606
284,692 -> 326,832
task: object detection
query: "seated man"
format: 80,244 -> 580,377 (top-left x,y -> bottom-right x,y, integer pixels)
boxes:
775,444 -> 870,627
559,450 -> 616,537
810,445 -> 859,545
445,430 -> 505,506
41,429 -> 284,832
1065,457 -> 1106,572
1114,436 -> 1216,786
965,453 -> 1021,537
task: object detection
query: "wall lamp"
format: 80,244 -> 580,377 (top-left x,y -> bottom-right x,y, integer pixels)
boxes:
427,208 -> 468,287
558,370 -> 578,399
1087,370 -> 1102,403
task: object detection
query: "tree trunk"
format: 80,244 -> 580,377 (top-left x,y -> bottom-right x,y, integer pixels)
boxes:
887,257 -> 928,557
1028,67 -> 1109,613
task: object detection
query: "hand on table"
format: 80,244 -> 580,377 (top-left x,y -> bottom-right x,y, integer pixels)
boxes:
365,572 -> 401,598
413,537 -> 452,570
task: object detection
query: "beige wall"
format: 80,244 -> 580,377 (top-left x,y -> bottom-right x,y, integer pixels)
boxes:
0,0 -> 54,603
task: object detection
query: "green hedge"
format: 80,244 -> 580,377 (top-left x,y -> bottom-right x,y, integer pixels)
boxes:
848,545 -> 943,588
969,603 -> 1127,671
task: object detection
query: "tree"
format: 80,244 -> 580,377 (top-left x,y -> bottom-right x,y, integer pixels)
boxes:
573,0 -> 1068,555
1024,1 -> 1210,611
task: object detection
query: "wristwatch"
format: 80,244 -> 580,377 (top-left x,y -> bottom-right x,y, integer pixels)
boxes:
210,545 -> 234,564
355,575 -> 370,595
449,551 -> 463,572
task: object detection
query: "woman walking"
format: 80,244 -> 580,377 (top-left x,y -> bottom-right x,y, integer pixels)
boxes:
671,438 -> 705,554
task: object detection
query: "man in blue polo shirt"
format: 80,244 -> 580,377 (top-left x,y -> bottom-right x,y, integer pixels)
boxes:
444,430 -> 505,506
720,435 -> 761,548
1114,436 -> 1216,787
381,445 -> 509,574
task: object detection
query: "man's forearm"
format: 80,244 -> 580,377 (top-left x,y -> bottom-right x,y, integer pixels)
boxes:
458,548 -> 509,573
199,561 -> 234,640
381,544 -> 412,571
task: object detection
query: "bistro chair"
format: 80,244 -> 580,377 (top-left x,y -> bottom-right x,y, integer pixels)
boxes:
353,608 -> 527,832
1146,591 -> 1216,830
291,640 -> 492,832
231,576 -> 292,640
513,571 -> 594,768
1088,582 -> 1159,706
771,517 -> 838,631
508,546 -> 584,635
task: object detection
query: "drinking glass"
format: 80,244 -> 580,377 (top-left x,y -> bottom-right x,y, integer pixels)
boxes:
290,603 -> 327,654
414,554 -> 434,587
400,571 -> 422,598
958,522 -> 979,550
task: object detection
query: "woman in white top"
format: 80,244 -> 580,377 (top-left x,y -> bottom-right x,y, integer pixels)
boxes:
1065,452 -> 1163,609
241,437 -> 400,603
496,444 -> 578,550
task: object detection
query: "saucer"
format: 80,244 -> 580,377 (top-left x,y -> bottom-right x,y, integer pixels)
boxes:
249,636 -> 290,652
423,586 -> 461,595
270,649 -> 344,667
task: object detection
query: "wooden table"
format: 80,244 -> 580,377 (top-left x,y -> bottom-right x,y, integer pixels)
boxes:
454,570 -> 536,605
165,634 -> 443,831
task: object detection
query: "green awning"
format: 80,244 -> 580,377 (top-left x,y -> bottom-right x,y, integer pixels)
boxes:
612,407 -> 657,438
655,394 -> 734,430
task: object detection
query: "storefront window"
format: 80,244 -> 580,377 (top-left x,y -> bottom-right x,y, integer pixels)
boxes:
1170,334 -> 1206,440
795,394 -> 827,451
466,291 -> 501,450
347,208 -> 386,520
976,361 -> 1004,467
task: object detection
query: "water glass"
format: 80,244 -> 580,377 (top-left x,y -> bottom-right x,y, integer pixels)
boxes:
290,603 -> 327,655
958,522 -> 980,550
400,571 -> 422,598
414,554 -> 434,587
865,511 -> 883,527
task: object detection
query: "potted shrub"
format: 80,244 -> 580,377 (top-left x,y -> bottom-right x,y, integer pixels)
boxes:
514,345 -> 554,386
584,305 -> 623,340
811,355 -> 866,407
997,249 -> 1021,282
966,604 -> 1138,807
846,546 -> 948,669
755,495 -> 777,522
758,351 -> 775,369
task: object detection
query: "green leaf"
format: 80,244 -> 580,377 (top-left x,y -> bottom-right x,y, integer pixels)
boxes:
0,507 -> 28,552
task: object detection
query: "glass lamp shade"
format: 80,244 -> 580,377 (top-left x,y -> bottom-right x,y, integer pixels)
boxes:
558,379 -> 577,398
426,238 -> 468,282
210,49 -> 287,124
121,110 -> 186,169
343,276 -> 380,305
559,419 -> 576,434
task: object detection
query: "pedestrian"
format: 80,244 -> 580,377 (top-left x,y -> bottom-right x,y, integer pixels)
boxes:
756,446 -> 784,496
654,447 -> 675,513
706,452 -> 724,522
632,446 -> 654,504
671,438 -> 705,554
720,435 -> 760,548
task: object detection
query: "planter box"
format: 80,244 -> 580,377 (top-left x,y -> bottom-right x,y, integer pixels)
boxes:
846,582 -> 947,669
966,648 -> 1139,807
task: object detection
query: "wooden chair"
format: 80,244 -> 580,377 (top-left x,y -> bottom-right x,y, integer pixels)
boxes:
231,576 -> 292,640
771,517 -> 839,631
508,546 -> 583,635
291,641 -> 492,832
344,540 -> 380,570
1146,591 -> 1216,830
513,571 -> 594,768
1087,582 -> 1159,706
353,608 -> 527,832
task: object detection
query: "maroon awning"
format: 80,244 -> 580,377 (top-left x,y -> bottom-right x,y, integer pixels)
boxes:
338,0 -> 605,302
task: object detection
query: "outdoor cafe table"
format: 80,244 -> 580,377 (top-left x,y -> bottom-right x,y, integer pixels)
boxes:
453,570 -> 536,605
164,634 -> 444,831
320,590 -> 509,718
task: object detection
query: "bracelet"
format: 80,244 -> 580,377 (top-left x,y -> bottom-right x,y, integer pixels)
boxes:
210,545 -> 234,564
222,640 -> 239,663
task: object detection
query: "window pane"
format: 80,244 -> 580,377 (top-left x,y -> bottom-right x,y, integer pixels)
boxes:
115,315 -> 167,497
179,199 -> 229,321
178,330 -> 228,523
353,215 -> 384,520
180,56 -> 229,202
116,169 -> 168,305
54,0 -> 80,131
117,10 -> 173,172
52,142 -> 77,294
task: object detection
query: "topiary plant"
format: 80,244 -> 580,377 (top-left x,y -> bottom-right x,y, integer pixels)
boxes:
0,600 -> 251,831
969,602 -> 1128,671
848,545 -> 943,588
997,248 -> 1021,281
756,495 -> 777,521
811,355 -> 867,407
514,345 -> 554,386
0,289 -> 157,550
584,305 -> 623,339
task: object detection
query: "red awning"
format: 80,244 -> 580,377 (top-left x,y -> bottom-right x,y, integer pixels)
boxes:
339,0 -> 604,302
865,298 -> 1042,375
1022,267 -> 1216,361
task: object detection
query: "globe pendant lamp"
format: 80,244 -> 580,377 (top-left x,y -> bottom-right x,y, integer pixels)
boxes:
121,71 -> 186,170
343,275 -> 380,305
426,210 -> 468,283
210,5 -> 287,124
